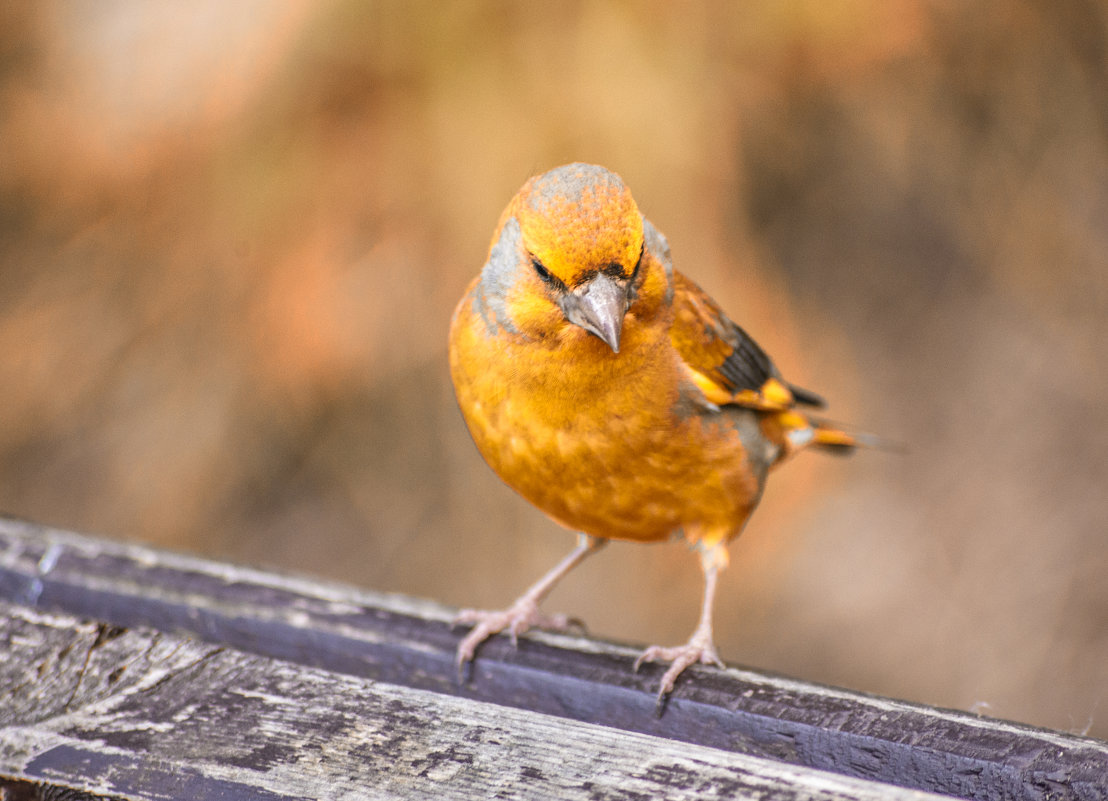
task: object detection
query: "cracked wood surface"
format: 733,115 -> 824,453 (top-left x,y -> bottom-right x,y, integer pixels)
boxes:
0,603 -> 948,801
0,517 -> 1106,800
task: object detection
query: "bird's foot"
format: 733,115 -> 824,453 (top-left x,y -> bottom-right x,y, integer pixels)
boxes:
634,634 -> 724,707
454,597 -> 578,677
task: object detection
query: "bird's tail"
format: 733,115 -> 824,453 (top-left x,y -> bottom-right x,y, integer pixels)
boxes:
773,411 -> 894,461
808,418 -> 893,455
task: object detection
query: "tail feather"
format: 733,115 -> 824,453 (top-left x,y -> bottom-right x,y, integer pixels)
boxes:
811,419 -> 897,454
770,410 -> 896,462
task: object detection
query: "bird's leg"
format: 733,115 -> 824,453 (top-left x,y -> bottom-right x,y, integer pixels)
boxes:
634,544 -> 726,706
455,534 -> 605,674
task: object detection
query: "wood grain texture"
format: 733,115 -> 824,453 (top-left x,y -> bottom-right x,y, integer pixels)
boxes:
1,603 -> 948,801
1,517 -> 1105,801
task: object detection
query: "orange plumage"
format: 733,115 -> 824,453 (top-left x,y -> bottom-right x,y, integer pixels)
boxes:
449,163 -> 867,704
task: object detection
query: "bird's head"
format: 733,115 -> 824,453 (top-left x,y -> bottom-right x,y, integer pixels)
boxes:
486,163 -> 663,354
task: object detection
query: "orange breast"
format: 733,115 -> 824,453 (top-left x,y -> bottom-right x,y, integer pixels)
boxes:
449,282 -> 766,548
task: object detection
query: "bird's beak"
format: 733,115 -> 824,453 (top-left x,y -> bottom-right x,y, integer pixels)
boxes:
566,272 -> 626,353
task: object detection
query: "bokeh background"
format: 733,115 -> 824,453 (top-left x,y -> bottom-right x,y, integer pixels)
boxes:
2,1 -> 1105,738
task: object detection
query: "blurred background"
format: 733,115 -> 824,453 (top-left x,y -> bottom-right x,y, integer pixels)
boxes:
1,1 -> 1105,738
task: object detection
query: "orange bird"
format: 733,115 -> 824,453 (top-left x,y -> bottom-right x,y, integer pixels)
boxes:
449,163 -> 867,704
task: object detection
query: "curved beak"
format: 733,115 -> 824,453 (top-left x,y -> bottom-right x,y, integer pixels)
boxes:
563,272 -> 626,353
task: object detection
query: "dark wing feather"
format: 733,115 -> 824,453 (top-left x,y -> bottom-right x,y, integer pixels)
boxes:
716,329 -> 775,394
670,271 -> 824,409
786,382 -> 826,408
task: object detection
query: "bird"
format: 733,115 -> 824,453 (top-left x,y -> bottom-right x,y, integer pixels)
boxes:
449,162 -> 868,706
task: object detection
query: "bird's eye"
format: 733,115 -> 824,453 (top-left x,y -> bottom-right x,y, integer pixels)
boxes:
630,243 -> 644,281
530,256 -> 558,286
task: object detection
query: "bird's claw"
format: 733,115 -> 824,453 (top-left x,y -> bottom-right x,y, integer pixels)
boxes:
634,639 -> 724,710
453,598 -> 576,680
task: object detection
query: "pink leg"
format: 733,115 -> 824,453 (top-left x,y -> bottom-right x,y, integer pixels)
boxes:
455,534 -> 604,673
634,556 -> 725,704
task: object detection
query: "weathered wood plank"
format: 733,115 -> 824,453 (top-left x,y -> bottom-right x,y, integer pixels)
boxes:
0,603 -> 949,801
0,517 -> 1105,801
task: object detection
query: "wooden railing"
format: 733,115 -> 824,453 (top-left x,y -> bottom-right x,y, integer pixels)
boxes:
0,517 -> 1104,800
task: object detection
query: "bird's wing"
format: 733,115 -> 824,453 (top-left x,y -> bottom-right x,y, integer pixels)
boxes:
669,271 -> 824,411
